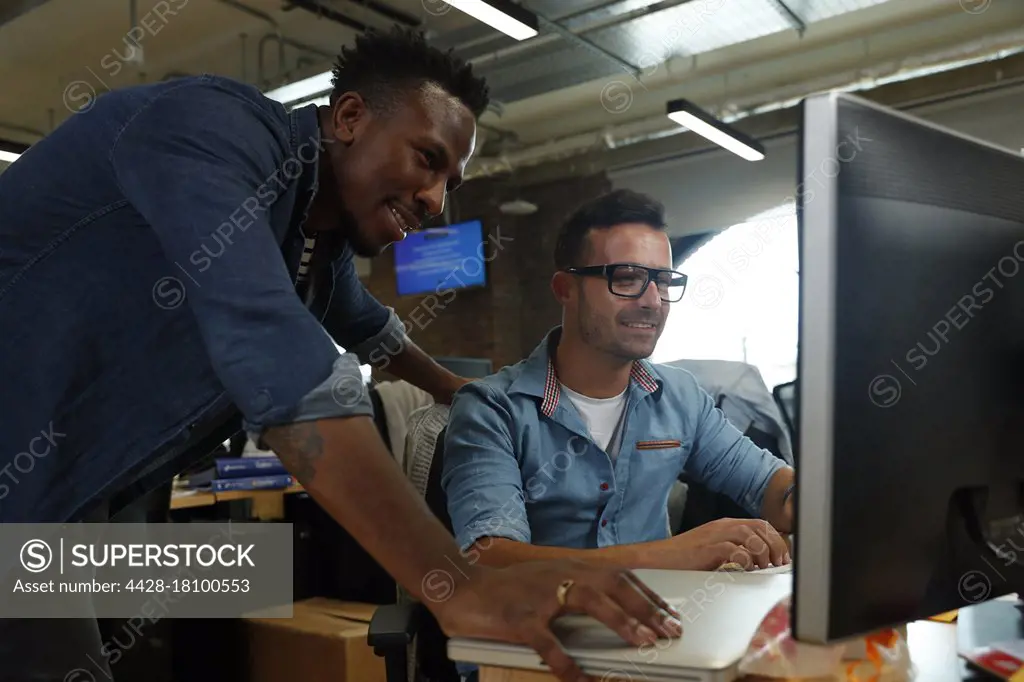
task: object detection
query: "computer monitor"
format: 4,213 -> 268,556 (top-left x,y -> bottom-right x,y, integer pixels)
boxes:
434,356 -> 493,379
794,91 -> 1024,644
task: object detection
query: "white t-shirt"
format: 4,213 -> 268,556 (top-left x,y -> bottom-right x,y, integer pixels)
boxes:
560,383 -> 629,459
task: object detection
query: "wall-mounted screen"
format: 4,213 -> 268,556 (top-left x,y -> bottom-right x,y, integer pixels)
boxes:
394,219 -> 486,296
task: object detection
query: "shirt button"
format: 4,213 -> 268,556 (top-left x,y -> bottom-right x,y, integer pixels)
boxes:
600,483 -> 609,491
601,519 -> 608,527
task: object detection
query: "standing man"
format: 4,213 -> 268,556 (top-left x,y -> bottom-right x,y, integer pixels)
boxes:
0,28 -> 680,682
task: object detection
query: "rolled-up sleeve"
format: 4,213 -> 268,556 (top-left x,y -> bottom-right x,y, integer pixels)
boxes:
111,78 -> 370,435
441,382 -> 531,552
683,375 -> 789,516
322,249 -> 405,365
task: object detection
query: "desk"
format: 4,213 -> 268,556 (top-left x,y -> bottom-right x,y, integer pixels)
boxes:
477,620 -> 980,682
170,484 -> 305,519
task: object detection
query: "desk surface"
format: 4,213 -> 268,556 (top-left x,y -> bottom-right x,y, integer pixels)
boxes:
466,581 -> 1022,682
169,483 -> 305,509
478,620 -> 981,682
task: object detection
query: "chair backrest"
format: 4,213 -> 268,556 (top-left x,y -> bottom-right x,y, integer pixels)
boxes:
368,382 -> 392,452
665,360 -> 794,533
398,404 -> 460,682
404,404 -> 451,499
772,380 -> 797,450
661,358 -> 794,465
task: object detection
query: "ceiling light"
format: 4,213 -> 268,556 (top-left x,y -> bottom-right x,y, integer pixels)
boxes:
0,149 -> 20,163
666,99 -> 765,161
264,70 -> 333,105
445,0 -> 538,41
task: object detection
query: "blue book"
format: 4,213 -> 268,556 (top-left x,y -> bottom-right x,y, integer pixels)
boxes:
182,457 -> 286,487
209,474 -> 294,493
216,456 -> 286,477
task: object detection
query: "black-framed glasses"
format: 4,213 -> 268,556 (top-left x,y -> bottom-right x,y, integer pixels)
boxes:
564,263 -> 688,303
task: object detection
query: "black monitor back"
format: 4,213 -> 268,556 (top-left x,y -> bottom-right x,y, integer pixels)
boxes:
794,92 -> 1024,643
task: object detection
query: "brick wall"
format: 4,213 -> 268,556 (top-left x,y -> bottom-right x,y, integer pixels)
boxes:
365,172 -> 612,373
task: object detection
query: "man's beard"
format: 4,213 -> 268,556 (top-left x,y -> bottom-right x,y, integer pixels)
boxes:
577,305 -> 661,362
338,206 -> 381,258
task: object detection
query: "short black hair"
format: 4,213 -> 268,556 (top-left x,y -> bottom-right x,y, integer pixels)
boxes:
554,189 -> 667,269
330,26 -> 490,119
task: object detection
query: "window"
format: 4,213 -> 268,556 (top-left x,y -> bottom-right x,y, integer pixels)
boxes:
652,202 -> 799,390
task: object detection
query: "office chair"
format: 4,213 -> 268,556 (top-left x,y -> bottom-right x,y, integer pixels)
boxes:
368,404 -> 461,682
676,414 -> 788,532
772,379 -> 797,446
369,380 -> 393,452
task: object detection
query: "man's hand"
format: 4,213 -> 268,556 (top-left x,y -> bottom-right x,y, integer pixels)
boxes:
433,560 -> 683,682
656,518 -> 791,571
261,416 -> 680,681
370,333 -> 472,403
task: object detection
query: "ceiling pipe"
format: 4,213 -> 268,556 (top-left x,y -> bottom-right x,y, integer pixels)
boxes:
0,122 -> 45,143
340,0 -> 419,27
282,0 -> 369,32
240,33 -> 248,82
465,38 -> 1024,180
256,33 -> 337,88
213,0 -> 285,85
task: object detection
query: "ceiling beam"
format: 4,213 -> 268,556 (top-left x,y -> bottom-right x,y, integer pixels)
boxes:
0,0 -> 54,27
766,0 -> 806,37
501,50 -> 1024,186
0,138 -> 30,154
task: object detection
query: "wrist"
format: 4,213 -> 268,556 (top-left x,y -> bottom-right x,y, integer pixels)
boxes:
638,535 -> 694,570
432,375 -> 470,404
420,552 -> 484,600
428,562 -> 490,628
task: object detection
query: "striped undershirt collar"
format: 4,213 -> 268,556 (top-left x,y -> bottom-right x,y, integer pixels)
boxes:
294,235 -> 317,285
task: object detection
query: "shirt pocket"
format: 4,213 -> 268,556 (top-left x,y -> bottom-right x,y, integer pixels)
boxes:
634,438 -> 684,452
631,438 -> 688,474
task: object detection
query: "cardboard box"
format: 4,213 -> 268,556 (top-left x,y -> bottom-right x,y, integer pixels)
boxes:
244,598 -> 386,682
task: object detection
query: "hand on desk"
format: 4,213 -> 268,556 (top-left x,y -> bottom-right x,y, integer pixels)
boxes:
434,560 -> 684,682
661,518 -> 791,571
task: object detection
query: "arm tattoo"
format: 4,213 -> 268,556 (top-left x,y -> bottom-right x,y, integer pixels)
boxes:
263,422 -> 326,483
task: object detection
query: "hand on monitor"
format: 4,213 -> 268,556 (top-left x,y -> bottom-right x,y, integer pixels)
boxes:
434,560 -> 683,682
665,518 -> 791,571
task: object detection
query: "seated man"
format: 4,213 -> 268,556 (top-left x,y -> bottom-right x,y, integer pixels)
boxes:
442,189 -> 795,572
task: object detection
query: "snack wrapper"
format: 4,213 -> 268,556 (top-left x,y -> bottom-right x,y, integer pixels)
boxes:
738,596 -> 913,681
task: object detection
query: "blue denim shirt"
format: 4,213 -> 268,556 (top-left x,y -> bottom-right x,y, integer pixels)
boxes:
0,75 -> 403,523
442,328 -> 789,552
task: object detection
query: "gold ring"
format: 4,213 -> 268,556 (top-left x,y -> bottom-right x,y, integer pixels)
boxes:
556,579 -> 575,607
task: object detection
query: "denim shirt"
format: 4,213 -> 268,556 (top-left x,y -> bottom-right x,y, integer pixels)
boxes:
441,328 -> 789,552
0,75 -> 403,523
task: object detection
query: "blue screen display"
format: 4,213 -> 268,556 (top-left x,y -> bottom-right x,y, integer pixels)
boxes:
393,219 -> 486,296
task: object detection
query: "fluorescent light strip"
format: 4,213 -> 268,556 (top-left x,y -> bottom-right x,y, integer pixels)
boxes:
445,0 -> 538,41
0,149 -> 21,163
264,70 -> 333,104
667,110 -> 765,161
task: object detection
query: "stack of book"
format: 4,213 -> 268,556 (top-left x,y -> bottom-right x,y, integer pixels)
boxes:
179,456 -> 294,493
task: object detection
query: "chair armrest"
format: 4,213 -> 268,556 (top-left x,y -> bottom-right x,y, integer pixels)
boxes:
368,602 -> 423,653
